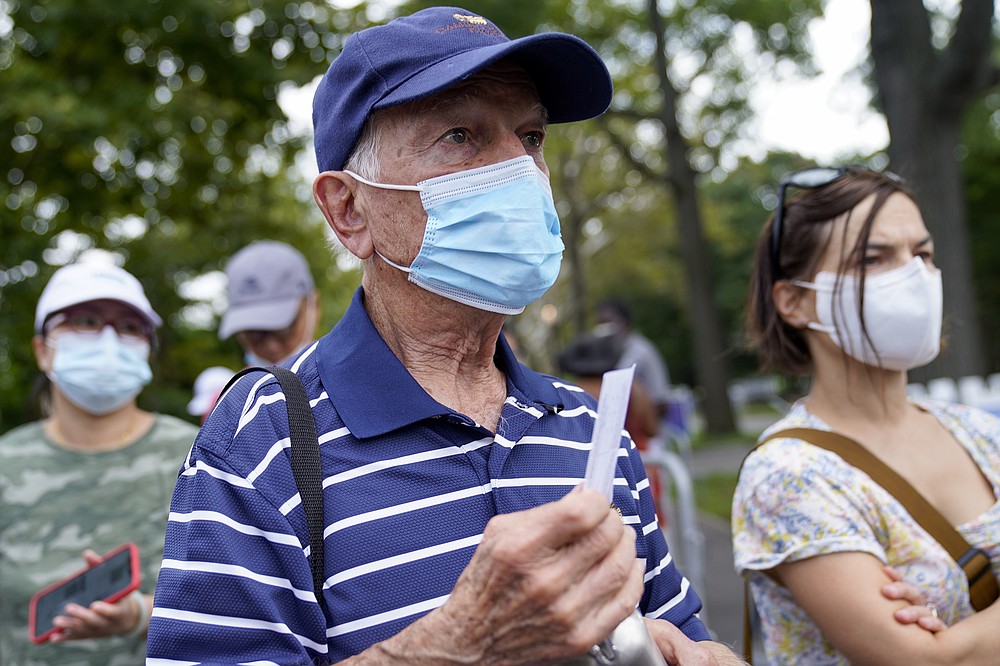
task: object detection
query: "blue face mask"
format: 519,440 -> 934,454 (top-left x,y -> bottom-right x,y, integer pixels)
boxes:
244,351 -> 268,368
48,328 -> 152,415
345,156 -> 564,314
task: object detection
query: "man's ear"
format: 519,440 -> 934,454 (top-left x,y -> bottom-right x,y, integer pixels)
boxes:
773,280 -> 812,330
313,171 -> 373,260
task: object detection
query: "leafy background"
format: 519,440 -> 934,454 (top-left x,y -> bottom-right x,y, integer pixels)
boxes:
1,0 -> 997,433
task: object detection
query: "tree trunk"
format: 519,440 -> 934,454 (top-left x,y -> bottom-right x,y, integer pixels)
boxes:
869,0 -> 998,379
647,0 -> 736,434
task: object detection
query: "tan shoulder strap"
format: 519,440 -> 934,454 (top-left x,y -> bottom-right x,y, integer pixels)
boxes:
758,427 -> 998,611
742,578 -> 754,664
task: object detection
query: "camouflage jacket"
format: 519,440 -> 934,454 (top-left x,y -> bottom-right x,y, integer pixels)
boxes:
0,414 -> 197,666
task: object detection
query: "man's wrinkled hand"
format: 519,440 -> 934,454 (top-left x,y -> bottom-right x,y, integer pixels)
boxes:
419,487 -> 647,666
645,618 -> 748,666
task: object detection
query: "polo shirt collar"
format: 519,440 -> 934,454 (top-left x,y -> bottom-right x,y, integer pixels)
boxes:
315,288 -> 563,439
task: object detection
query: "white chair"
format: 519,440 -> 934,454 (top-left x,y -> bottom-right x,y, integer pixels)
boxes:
988,373 -> 1000,396
958,375 -> 990,406
927,377 -> 959,403
906,383 -> 928,399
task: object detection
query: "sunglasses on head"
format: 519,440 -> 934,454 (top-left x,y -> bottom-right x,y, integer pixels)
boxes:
768,166 -> 905,281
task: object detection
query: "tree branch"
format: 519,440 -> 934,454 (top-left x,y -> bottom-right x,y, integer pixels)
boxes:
937,0 -> 999,103
869,0 -> 936,101
593,116 -> 667,185
601,108 -> 660,125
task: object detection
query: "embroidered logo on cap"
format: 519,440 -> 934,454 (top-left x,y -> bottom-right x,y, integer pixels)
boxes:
236,277 -> 262,297
435,14 -> 503,37
454,13 -> 488,25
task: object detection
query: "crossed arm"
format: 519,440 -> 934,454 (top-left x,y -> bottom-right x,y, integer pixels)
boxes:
776,551 -> 1000,665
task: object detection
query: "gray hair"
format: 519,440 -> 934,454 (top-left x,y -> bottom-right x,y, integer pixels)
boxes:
342,114 -> 382,180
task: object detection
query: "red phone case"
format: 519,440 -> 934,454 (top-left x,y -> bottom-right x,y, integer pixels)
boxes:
28,542 -> 141,644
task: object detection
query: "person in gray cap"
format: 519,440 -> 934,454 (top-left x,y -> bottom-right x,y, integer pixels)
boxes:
149,7 -> 749,664
219,240 -> 321,366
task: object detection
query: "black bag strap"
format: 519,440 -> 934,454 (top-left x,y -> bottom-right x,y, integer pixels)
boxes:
269,366 -> 325,605
218,366 -> 326,605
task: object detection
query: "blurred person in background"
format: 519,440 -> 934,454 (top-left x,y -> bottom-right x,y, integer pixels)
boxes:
558,327 -> 661,451
0,262 -> 198,664
186,365 -> 236,424
219,240 -> 321,366
558,327 -> 666,526
734,166 -> 1000,664
597,298 -> 672,425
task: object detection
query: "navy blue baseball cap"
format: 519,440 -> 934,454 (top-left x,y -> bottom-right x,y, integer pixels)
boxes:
312,6 -> 613,173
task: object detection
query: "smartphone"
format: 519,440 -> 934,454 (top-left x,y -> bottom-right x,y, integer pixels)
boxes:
28,543 -> 141,644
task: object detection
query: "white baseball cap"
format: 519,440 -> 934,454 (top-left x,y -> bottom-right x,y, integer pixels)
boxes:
187,366 -> 236,416
34,262 -> 162,334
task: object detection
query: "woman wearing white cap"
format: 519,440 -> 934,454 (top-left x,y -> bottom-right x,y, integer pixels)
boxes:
0,261 -> 198,665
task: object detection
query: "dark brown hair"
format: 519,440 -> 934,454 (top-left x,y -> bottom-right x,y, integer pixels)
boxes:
746,168 -> 915,375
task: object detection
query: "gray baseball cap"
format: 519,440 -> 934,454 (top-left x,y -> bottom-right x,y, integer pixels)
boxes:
219,241 -> 314,340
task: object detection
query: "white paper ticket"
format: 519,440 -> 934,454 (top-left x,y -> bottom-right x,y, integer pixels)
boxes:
583,365 -> 635,502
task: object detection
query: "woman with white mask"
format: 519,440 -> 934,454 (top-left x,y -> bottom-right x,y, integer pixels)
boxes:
0,262 -> 197,665
733,167 -> 1000,665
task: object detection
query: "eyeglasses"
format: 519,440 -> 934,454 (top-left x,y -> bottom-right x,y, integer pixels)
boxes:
769,166 -> 906,280
44,308 -> 152,344
769,167 -> 849,281
236,322 -> 300,347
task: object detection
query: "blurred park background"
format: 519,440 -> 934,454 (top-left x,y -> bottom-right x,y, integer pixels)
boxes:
1,0 -> 998,443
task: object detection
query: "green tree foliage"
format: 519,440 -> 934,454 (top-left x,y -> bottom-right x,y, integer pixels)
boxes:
0,0 -> 369,429
14,0 -> 966,437
964,89 -> 1000,372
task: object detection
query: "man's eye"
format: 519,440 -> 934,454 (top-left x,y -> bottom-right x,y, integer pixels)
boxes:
444,129 -> 468,144
522,132 -> 543,149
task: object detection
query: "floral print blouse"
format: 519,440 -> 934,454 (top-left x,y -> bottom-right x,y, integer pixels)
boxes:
732,399 -> 1000,665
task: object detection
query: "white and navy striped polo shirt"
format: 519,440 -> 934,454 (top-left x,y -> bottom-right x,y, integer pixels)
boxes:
147,289 -> 707,664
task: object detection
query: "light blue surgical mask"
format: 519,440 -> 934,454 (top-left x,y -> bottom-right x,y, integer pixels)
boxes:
244,350 -> 268,368
345,156 -> 564,314
48,328 -> 152,415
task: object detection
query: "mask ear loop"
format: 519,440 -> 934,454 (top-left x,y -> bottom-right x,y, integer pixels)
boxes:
342,171 -> 424,272
374,251 -> 413,274
791,280 -> 836,335
342,170 -> 423,192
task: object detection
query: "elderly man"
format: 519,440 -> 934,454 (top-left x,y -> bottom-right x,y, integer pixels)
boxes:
148,7 -> 742,664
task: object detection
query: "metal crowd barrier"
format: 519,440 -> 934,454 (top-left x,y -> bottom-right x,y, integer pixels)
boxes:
640,441 -> 709,631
